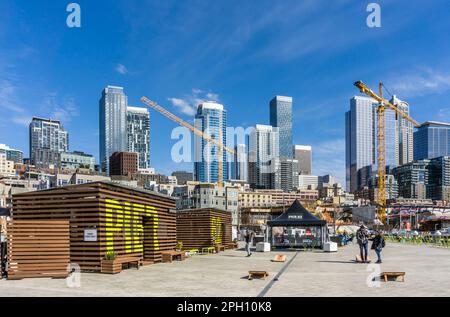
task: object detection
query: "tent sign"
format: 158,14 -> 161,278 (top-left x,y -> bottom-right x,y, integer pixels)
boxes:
288,215 -> 303,219
84,229 -> 97,242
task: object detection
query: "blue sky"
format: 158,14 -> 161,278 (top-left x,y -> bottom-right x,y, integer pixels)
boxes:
1,0 -> 450,184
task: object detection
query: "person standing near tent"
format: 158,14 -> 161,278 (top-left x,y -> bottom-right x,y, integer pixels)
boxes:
244,229 -> 253,257
356,225 -> 370,263
371,230 -> 386,263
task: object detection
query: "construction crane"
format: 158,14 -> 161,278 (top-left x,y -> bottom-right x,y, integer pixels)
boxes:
354,81 -> 421,223
140,96 -> 235,188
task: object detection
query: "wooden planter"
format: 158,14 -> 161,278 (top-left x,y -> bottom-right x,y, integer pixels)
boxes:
101,259 -> 122,274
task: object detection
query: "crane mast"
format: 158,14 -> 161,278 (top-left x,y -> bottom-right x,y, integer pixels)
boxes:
377,82 -> 386,223
353,81 -> 421,224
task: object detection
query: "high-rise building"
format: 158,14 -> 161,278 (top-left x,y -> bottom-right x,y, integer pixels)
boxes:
279,157 -> 299,192
392,160 -> 429,199
194,102 -> 228,183
99,86 -> 128,174
109,151 -> 138,177
345,96 -> 398,193
126,106 -> 150,169
0,144 -> 23,164
248,124 -> 279,189
368,174 -> 399,201
270,96 -> 293,158
171,171 -> 193,185
391,95 -> 413,165
427,156 -> 450,201
29,117 -> 68,168
293,145 -> 312,175
414,121 -> 450,160
231,144 -> 248,181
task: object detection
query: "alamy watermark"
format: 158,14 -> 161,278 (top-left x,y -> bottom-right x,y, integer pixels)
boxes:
66,263 -> 81,288
66,3 -> 81,28
367,3 -> 381,28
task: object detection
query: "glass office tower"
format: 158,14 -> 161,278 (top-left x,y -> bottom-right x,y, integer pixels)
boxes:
194,102 -> 228,183
248,124 -> 280,189
346,96 -> 399,193
270,96 -> 293,158
414,121 -> 450,160
99,86 -> 128,174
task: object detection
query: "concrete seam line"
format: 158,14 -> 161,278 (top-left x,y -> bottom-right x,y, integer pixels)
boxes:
257,251 -> 299,298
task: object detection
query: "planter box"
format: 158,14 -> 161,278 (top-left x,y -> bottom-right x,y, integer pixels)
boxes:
323,242 -> 338,252
256,242 -> 271,252
101,259 -> 122,274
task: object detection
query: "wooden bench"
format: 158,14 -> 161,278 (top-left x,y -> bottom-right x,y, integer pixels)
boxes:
224,242 -> 238,250
201,247 -> 216,254
161,250 -> 186,263
215,245 -> 226,253
248,271 -> 269,280
116,256 -> 143,269
381,272 -> 405,282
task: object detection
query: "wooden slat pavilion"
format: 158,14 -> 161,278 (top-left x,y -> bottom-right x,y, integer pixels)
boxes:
11,182 -> 176,272
7,220 -> 70,279
176,208 -> 232,250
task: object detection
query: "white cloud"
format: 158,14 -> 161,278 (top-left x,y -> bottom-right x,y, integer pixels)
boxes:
192,88 -> 203,94
11,115 -> 32,126
0,80 -> 25,113
388,68 -> 450,98
115,63 -> 128,75
206,92 -> 219,101
167,89 -> 220,116
40,94 -> 79,123
312,139 -> 345,185
167,97 -> 196,116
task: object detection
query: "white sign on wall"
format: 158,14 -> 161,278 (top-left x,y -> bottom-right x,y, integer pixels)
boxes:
84,229 -> 97,242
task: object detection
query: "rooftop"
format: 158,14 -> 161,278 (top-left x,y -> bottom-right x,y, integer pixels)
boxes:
419,121 -> 450,128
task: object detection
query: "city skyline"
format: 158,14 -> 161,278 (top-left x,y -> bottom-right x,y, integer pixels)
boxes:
2,1 -> 450,184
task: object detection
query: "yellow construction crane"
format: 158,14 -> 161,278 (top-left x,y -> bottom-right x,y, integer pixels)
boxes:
354,81 -> 421,223
140,96 -> 235,188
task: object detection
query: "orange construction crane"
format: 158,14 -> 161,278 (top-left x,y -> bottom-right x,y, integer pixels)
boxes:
140,96 -> 235,188
354,81 -> 421,223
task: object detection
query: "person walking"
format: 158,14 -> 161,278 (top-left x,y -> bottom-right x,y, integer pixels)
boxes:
371,230 -> 386,264
244,229 -> 252,257
356,225 -> 370,263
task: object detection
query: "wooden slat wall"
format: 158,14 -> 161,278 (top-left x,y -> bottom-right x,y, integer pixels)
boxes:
176,208 -> 232,250
12,182 -> 176,272
7,220 -> 70,279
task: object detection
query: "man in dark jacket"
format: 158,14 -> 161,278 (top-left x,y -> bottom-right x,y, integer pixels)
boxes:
356,225 -> 370,263
371,230 -> 386,264
244,230 -> 253,257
